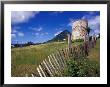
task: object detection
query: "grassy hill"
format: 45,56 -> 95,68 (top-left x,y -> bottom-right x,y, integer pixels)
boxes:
11,41 -> 68,76
11,39 -> 100,77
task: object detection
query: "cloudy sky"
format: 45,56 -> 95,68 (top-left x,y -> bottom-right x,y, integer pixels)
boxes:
11,11 -> 100,44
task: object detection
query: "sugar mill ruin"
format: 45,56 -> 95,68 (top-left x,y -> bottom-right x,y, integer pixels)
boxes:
71,19 -> 89,41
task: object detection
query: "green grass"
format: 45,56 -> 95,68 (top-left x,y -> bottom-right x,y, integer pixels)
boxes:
87,39 -> 100,62
63,39 -> 100,77
12,42 -> 67,65
11,42 -> 69,76
11,39 -> 99,77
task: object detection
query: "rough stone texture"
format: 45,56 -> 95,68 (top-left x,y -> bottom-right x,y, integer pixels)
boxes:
72,20 -> 88,41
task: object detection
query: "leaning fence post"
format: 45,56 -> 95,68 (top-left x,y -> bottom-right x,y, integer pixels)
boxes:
68,34 -> 72,57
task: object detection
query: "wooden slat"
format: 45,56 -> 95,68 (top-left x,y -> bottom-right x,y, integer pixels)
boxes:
52,53 -> 61,70
48,56 -> 57,75
37,67 -> 43,77
60,49 -> 67,62
57,51 -> 65,67
55,52 -> 64,69
50,54 -> 62,76
49,54 -> 59,72
31,74 -> 34,77
39,65 -> 46,77
57,50 -> 66,68
45,59 -> 54,76
49,55 -> 60,76
64,48 -> 68,59
43,60 -> 53,77
40,62 -> 50,77
61,49 -> 66,59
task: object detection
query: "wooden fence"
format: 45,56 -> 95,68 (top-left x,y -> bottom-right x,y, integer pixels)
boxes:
26,39 -> 96,77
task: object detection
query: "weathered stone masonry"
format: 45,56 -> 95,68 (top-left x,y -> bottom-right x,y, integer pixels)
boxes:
72,20 -> 89,41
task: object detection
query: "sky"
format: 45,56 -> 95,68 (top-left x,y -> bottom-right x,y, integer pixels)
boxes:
11,11 -> 100,44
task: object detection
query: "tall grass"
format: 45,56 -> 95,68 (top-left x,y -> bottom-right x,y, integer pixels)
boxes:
11,40 -> 99,77
11,42 -> 68,76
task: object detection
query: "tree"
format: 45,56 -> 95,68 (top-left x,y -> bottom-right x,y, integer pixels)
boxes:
98,33 -> 100,38
87,27 -> 91,34
24,41 -> 34,46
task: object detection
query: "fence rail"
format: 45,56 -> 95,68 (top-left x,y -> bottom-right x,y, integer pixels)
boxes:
26,39 -> 96,77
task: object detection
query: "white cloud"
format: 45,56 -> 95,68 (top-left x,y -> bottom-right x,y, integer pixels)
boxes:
11,11 -> 39,24
88,16 -> 100,26
68,13 -> 100,35
67,18 -> 79,27
11,26 -> 21,33
18,32 -> 24,37
35,33 -> 39,36
11,34 -> 16,38
37,27 -> 42,31
87,11 -> 96,15
11,26 -> 25,38
31,27 -> 43,32
83,15 -> 100,34
12,29 -> 17,33
54,31 -> 62,36
35,32 -> 48,36
68,21 -> 73,27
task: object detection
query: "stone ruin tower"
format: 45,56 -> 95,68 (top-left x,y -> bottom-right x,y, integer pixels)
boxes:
72,19 -> 89,41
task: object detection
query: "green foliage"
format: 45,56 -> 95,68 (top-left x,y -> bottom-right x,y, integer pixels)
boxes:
63,58 -> 100,77
72,39 -> 84,43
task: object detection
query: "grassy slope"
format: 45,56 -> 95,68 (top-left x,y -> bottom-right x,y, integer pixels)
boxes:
11,40 -> 95,77
87,39 -> 100,62
11,42 -> 68,76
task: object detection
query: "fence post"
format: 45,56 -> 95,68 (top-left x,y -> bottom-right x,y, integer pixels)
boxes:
68,34 -> 72,57
92,36 -> 95,48
84,35 -> 89,56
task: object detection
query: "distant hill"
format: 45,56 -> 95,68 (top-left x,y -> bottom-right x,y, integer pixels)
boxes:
46,30 -> 71,43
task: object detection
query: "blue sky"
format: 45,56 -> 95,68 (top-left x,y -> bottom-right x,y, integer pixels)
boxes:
11,11 -> 100,44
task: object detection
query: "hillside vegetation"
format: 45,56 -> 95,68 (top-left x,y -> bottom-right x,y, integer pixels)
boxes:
11,39 -> 99,77
11,42 -> 68,76
63,39 -> 100,77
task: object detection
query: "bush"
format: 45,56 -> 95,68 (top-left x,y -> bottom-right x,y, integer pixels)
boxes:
63,58 -> 100,77
72,39 -> 84,43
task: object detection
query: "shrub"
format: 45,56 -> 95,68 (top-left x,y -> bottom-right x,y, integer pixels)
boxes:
72,39 -> 84,43
63,58 -> 100,77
